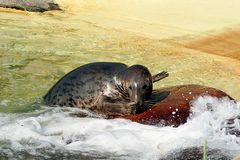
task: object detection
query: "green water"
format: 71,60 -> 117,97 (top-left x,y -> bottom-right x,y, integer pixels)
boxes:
0,9 -> 239,113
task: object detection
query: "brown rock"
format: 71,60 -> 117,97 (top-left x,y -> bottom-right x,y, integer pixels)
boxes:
114,85 -> 233,127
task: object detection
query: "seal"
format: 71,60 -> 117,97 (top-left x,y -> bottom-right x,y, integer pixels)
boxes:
43,62 -> 168,116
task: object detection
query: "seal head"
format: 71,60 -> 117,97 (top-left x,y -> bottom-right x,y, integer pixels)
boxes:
118,65 -> 152,113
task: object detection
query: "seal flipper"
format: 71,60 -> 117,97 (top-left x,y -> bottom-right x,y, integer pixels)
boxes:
101,96 -> 136,116
152,71 -> 169,83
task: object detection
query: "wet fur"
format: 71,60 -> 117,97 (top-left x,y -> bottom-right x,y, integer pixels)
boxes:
43,62 -> 168,116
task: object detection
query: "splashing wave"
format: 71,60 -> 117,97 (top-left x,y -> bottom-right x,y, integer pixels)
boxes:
0,96 -> 239,159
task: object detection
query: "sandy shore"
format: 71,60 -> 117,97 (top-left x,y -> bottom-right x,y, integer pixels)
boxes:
185,29 -> 240,60
58,0 -> 240,37
72,1 -> 240,66
62,0 -> 240,81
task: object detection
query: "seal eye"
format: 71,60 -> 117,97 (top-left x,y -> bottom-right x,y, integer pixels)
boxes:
142,84 -> 147,89
129,86 -> 132,90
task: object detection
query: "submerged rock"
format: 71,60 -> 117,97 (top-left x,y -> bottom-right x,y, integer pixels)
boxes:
0,0 -> 61,12
160,147 -> 232,160
221,115 -> 240,137
116,85 -> 233,127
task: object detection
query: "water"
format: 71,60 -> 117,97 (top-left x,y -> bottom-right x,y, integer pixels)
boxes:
1,1 -> 240,159
0,96 -> 239,159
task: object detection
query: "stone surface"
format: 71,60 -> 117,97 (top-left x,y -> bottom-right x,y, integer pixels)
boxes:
0,0 -> 61,12
160,147 -> 231,160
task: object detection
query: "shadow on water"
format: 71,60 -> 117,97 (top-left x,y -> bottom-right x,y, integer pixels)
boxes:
145,90 -> 170,106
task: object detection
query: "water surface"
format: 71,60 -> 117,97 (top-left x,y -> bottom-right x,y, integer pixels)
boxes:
1,1 -> 240,159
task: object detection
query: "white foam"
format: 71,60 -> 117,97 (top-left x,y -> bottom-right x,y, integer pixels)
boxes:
0,99 -> 10,106
0,96 -> 240,159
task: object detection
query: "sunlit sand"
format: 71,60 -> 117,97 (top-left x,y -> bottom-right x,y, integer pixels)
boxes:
56,0 -> 240,97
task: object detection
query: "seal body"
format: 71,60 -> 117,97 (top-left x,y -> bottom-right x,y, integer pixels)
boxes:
43,62 -> 153,116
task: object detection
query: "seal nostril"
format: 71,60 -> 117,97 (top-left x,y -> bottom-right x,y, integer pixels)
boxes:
129,86 -> 132,90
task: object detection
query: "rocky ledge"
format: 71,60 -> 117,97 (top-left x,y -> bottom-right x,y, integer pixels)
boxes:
0,0 -> 61,12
